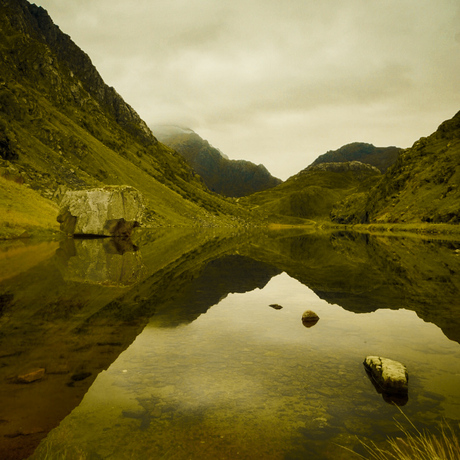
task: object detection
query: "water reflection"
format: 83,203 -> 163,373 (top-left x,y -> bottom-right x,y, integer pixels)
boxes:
0,230 -> 460,459
30,273 -> 460,460
56,237 -> 144,286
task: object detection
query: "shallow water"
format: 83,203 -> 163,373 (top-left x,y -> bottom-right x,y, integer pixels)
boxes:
1,230 -> 460,459
33,266 -> 460,459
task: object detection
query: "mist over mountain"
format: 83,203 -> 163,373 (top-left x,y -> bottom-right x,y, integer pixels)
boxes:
154,125 -> 282,197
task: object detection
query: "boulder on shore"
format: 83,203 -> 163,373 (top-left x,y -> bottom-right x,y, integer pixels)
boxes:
363,356 -> 408,395
57,186 -> 144,237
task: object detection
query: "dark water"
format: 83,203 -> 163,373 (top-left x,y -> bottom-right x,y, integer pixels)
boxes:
0,229 -> 459,459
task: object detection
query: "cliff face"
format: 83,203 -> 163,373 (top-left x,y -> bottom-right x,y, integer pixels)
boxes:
1,0 -> 154,145
155,126 -> 282,197
0,0 -> 247,226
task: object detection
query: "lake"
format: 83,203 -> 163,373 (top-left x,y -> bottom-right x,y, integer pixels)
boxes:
1,229 -> 459,459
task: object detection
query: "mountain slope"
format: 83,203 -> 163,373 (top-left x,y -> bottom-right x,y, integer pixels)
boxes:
311,142 -> 401,172
243,161 -> 381,223
0,0 -> 248,228
154,126 -> 282,197
331,110 -> 460,224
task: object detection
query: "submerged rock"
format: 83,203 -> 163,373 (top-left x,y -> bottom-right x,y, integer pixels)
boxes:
16,368 -> 45,384
302,310 -> 319,327
363,356 -> 408,396
57,186 -> 144,237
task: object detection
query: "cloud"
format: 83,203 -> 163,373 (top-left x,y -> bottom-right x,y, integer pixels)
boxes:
35,0 -> 460,179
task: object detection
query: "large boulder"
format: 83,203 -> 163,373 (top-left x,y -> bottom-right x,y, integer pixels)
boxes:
363,356 -> 408,395
57,186 -> 144,237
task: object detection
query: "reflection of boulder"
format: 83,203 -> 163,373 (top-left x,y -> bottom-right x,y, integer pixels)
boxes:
57,238 -> 144,287
364,356 -> 409,405
57,186 -> 144,237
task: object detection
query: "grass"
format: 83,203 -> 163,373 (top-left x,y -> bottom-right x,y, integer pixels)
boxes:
0,175 -> 60,239
342,406 -> 460,460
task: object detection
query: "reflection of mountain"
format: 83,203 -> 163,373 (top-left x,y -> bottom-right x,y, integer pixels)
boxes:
244,231 -> 460,344
1,229 -> 459,458
150,255 -> 282,326
0,230 -> 279,459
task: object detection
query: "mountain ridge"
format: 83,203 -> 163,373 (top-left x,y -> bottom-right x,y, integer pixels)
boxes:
311,142 -> 401,173
154,125 -> 282,197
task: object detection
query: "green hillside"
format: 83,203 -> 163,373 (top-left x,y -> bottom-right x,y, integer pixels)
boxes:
243,162 -> 381,224
332,110 -> 460,225
0,0 -> 248,230
0,174 -> 59,239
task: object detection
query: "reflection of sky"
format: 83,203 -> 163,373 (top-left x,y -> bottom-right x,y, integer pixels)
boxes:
36,272 -> 460,457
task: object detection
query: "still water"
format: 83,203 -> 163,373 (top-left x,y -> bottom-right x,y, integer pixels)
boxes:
1,229 -> 460,459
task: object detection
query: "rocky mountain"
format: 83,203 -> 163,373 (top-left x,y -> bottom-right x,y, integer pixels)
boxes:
331,110 -> 460,224
243,161 -> 381,224
154,125 -> 282,197
0,0 -> 248,229
311,142 -> 401,173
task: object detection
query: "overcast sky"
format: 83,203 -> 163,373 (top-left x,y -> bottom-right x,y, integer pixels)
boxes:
34,0 -> 460,180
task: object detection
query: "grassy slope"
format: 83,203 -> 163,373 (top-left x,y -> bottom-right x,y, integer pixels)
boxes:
243,165 -> 381,224
332,110 -> 460,225
0,175 -> 60,239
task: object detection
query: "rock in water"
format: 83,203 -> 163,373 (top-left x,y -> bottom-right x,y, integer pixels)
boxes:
363,356 -> 408,395
57,186 -> 144,237
302,310 -> 319,327
16,368 -> 45,384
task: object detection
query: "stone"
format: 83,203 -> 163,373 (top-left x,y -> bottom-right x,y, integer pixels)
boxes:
269,303 -> 283,310
302,310 -> 319,327
16,368 -> 45,383
363,356 -> 408,395
57,186 -> 144,237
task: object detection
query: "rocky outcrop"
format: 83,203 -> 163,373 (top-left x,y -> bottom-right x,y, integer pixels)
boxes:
306,161 -> 381,176
310,143 -> 401,173
363,356 -> 408,395
57,186 -> 144,237
7,0 -> 157,147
